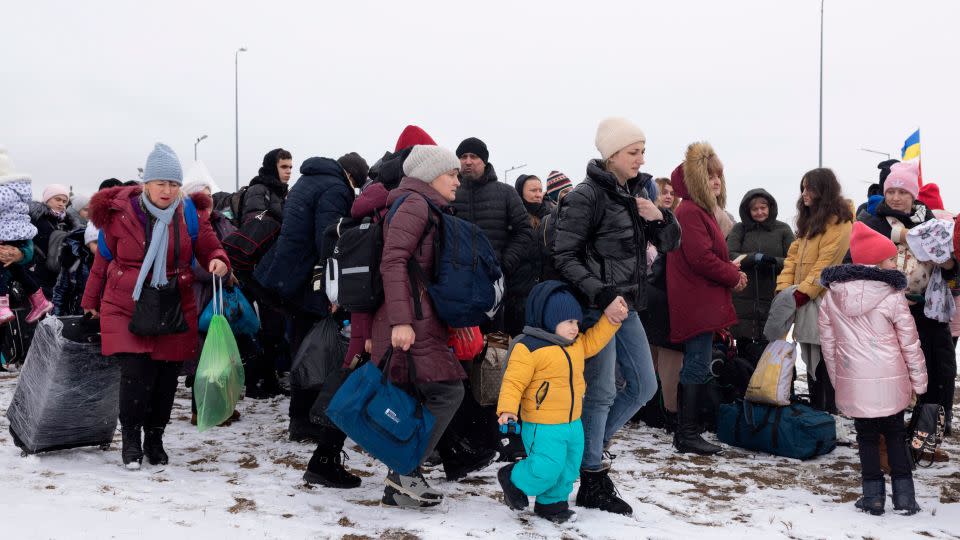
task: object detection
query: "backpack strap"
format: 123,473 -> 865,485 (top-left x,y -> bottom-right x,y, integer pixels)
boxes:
98,197 -> 200,263
385,193 -> 440,321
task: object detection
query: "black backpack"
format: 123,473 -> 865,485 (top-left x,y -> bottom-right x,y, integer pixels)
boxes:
324,217 -> 386,312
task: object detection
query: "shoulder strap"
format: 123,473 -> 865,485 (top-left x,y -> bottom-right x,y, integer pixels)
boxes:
183,197 -> 199,243
97,229 -> 113,261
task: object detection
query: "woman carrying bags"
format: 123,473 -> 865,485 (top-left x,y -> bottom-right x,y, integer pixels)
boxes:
82,143 -> 230,470
776,168 -> 853,413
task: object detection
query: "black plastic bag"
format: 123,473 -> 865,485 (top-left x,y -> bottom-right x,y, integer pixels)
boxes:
290,317 -> 347,391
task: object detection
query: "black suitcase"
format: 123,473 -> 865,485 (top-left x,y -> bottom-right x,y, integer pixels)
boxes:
7,316 -> 118,454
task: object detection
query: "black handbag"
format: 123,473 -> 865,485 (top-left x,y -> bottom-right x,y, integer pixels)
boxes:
909,403 -> 946,467
129,216 -> 189,336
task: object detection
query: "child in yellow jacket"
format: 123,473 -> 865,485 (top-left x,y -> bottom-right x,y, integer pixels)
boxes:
496,280 -> 627,523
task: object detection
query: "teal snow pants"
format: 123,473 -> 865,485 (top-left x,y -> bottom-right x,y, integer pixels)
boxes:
510,419 -> 584,505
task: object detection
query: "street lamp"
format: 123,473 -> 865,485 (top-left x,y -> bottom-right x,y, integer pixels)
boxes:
194,135 -> 208,161
504,164 -> 527,184
818,0 -> 824,167
859,148 -> 891,160
235,47 -> 247,191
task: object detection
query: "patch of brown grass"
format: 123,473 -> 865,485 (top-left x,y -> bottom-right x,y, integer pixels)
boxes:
227,497 -> 257,514
272,453 -> 305,470
238,454 -> 259,469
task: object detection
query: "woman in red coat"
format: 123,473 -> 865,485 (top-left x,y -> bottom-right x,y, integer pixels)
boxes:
82,143 -> 230,470
666,142 -> 746,455
369,144 -> 467,508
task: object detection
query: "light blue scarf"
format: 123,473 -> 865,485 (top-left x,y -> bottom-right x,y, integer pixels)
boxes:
133,192 -> 182,300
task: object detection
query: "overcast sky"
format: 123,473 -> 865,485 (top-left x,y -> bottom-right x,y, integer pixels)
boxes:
3,0 -> 959,223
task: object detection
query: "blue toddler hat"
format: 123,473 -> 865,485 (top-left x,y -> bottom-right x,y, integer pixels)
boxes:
143,143 -> 183,184
544,290 -> 584,333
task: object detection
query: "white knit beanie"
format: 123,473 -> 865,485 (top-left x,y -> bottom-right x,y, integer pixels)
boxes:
403,145 -> 460,182
182,160 -> 221,195
595,117 -> 647,160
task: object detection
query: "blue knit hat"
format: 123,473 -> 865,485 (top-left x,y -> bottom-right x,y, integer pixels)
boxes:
543,290 -> 583,333
143,143 -> 183,184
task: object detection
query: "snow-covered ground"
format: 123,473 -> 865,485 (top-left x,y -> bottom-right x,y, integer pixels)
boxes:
2,370 -> 959,540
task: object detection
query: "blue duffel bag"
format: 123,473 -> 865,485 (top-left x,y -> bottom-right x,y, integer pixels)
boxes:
717,399 -> 837,460
326,347 -> 435,475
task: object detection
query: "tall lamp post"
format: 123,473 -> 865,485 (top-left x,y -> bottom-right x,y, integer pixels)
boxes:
504,164 -> 527,184
194,135 -> 208,161
235,47 -> 247,191
818,0 -> 824,167
860,148 -> 891,160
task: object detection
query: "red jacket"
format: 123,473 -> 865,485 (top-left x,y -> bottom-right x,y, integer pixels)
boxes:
81,186 -> 230,361
371,178 -> 465,384
666,174 -> 739,343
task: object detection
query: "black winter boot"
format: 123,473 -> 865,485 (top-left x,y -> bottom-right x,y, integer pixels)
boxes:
143,427 -> 169,466
891,477 -> 921,515
855,479 -> 886,515
534,501 -> 576,523
664,410 -> 678,434
121,426 -> 143,470
674,384 -> 722,455
497,463 -> 529,510
439,435 -> 497,481
575,467 -> 633,516
303,445 -> 361,489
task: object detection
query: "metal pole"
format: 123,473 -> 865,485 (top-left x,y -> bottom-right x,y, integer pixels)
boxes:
195,135 -> 208,161
504,164 -> 527,184
859,148 -> 891,160
235,47 -> 246,192
818,0 -> 824,168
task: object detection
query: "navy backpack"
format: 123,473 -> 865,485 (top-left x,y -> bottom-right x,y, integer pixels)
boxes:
97,196 -> 199,262
386,194 -> 503,328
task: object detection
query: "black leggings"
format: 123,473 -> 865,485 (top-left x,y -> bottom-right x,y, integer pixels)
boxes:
118,354 -> 181,429
0,264 -> 41,296
855,411 -> 912,482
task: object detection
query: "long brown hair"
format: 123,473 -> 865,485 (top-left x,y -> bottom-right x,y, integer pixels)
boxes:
795,168 -> 853,238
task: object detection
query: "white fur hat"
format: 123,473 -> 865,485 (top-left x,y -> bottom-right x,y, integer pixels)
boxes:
182,160 -> 221,195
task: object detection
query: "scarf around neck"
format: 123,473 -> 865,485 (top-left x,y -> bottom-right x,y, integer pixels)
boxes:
133,192 -> 182,300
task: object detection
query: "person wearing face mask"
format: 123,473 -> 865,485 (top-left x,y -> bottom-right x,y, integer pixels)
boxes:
667,142 -> 745,456
82,143 -> 230,469
553,117 -> 681,515
505,174 -> 554,337
727,189 -> 795,360
776,168 -> 854,413
861,161 -> 957,435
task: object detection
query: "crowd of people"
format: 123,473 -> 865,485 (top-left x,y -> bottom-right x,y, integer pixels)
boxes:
1,116 -> 956,523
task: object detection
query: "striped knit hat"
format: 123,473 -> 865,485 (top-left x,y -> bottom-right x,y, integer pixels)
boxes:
545,171 -> 573,202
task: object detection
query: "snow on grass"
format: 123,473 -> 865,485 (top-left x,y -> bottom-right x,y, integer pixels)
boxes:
1,371 -> 959,540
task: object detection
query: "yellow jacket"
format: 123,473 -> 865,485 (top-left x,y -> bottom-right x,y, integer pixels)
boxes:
776,218 -> 852,299
496,316 -> 620,424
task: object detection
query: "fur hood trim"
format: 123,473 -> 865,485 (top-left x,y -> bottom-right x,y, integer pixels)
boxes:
88,186 -> 211,229
680,142 -> 725,213
820,264 -> 907,290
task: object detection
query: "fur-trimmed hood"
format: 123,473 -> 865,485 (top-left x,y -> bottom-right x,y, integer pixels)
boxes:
820,264 -> 906,317
675,142 -> 725,213
88,185 -> 212,229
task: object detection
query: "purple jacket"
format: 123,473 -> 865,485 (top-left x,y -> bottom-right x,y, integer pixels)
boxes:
818,264 -> 927,418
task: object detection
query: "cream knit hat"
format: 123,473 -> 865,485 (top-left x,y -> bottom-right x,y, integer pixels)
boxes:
403,145 -> 460,182
595,117 -> 646,160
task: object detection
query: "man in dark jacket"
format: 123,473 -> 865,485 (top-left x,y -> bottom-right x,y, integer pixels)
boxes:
256,155 -> 360,487
236,148 -> 292,400
445,137 -> 534,465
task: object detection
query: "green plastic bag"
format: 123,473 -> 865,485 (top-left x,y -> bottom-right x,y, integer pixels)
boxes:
195,278 -> 245,432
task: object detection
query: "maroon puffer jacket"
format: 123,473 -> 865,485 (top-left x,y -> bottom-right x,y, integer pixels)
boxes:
370,178 -> 465,384
81,186 -> 230,361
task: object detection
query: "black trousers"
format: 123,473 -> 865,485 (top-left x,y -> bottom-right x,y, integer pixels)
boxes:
913,307 -> 957,431
855,411 -> 912,482
808,359 -> 837,414
118,354 -> 181,429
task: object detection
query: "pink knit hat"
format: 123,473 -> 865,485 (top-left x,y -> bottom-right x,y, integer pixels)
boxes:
884,161 -> 920,200
850,221 -> 897,265
42,183 -> 70,203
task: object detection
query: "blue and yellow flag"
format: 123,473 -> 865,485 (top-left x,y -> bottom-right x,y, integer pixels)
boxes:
901,129 -> 920,161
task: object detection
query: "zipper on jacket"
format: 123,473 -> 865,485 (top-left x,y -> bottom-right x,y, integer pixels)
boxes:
535,381 -> 550,410
561,347 -> 574,422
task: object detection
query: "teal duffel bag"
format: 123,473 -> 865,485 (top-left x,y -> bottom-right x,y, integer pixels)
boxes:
717,399 -> 837,460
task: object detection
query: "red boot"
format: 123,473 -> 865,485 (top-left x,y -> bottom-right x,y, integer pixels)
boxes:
25,289 -> 53,323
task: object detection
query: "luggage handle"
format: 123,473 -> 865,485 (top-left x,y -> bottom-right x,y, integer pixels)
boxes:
376,346 -> 426,420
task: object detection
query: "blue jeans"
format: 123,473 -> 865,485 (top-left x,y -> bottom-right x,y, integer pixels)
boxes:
581,310 -> 656,471
679,332 -> 714,384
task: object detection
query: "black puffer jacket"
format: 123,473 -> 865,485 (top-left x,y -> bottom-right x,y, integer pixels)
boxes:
553,160 -> 681,311
241,175 -> 286,222
450,163 -> 533,276
30,201 -> 82,291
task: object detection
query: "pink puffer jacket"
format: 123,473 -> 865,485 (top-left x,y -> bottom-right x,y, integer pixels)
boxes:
818,264 -> 927,418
